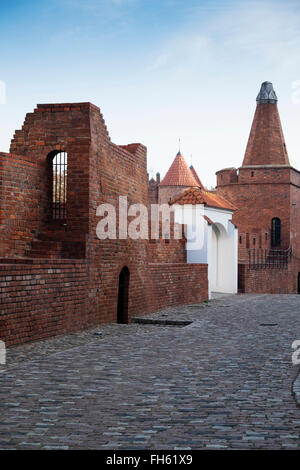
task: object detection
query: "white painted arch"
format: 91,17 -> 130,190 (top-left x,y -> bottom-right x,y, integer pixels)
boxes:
175,204 -> 238,298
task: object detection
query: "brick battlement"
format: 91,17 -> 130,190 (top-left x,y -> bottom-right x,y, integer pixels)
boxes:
36,102 -> 100,110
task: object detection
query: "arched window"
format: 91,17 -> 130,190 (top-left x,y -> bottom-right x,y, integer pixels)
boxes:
271,218 -> 281,247
50,151 -> 67,220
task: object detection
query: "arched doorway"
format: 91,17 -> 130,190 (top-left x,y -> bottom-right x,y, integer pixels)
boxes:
48,151 -> 67,221
117,267 -> 130,323
211,222 -> 235,293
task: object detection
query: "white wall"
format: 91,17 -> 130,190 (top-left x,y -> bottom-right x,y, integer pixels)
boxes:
211,224 -> 219,292
205,207 -> 238,296
174,204 -> 238,297
173,204 -> 207,263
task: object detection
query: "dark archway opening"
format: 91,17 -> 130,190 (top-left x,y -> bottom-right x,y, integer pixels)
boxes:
271,217 -> 281,247
117,267 -> 130,324
298,273 -> 300,294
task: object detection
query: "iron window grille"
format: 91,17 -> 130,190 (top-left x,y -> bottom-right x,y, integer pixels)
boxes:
51,151 -> 67,221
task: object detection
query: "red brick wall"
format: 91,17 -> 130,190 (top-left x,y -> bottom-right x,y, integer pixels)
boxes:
0,259 -> 208,346
0,259 -> 89,346
84,105 -> 151,325
217,167 -> 292,263
0,153 -> 40,257
9,103 -> 94,236
0,102 -> 209,346
216,168 -> 238,186
242,266 -> 290,294
148,238 -> 186,263
159,185 -> 191,204
148,178 -> 159,205
290,169 -> 300,260
146,263 -> 208,311
147,215 -> 186,264
289,260 -> 300,292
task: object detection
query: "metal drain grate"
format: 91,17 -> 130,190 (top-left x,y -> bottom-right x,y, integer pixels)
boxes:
132,318 -> 193,327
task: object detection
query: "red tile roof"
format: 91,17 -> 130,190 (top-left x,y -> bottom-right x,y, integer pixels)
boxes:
190,165 -> 204,189
160,152 -> 199,187
170,187 -> 237,211
204,215 -> 214,225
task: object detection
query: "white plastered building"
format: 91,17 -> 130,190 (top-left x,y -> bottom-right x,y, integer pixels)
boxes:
171,187 -> 238,298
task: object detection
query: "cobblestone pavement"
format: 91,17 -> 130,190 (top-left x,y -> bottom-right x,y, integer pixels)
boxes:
1,293 -> 300,449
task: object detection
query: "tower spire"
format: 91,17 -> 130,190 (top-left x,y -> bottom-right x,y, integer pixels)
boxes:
242,81 -> 289,167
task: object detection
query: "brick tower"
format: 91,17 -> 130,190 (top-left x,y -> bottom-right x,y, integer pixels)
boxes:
216,81 -> 300,293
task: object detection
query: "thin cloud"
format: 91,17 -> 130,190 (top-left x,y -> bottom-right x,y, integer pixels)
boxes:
149,0 -> 300,75
150,53 -> 170,71
149,34 -> 210,72
58,0 -> 138,11
50,27 -> 82,43
213,0 -> 300,69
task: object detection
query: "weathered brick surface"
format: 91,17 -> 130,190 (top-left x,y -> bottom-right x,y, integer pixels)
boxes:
148,177 -> 159,205
158,185 -> 192,204
147,238 -> 186,263
242,103 -> 289,166
238,265 -> 291,294
0,260 -> 89,346
0,103 -> 208,346
0,153 -> 40,257
9,103 -> 94,237
217,167 -> 292,261
146,263 -> 208,311
0,259 -> 208,346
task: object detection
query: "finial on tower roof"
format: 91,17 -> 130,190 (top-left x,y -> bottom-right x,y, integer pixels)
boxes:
256,81 -> 278,104
178,138 -> 181,154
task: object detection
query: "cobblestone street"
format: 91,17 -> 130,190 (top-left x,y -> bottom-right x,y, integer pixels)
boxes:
1,294 -> 300,449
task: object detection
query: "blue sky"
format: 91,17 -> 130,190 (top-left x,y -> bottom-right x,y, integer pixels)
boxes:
1,0 -> 300,187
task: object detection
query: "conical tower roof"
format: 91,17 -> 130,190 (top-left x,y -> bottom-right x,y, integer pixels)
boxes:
190,165 -> 204,189
160,152 -> 199,187
242,82 -> 290,167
